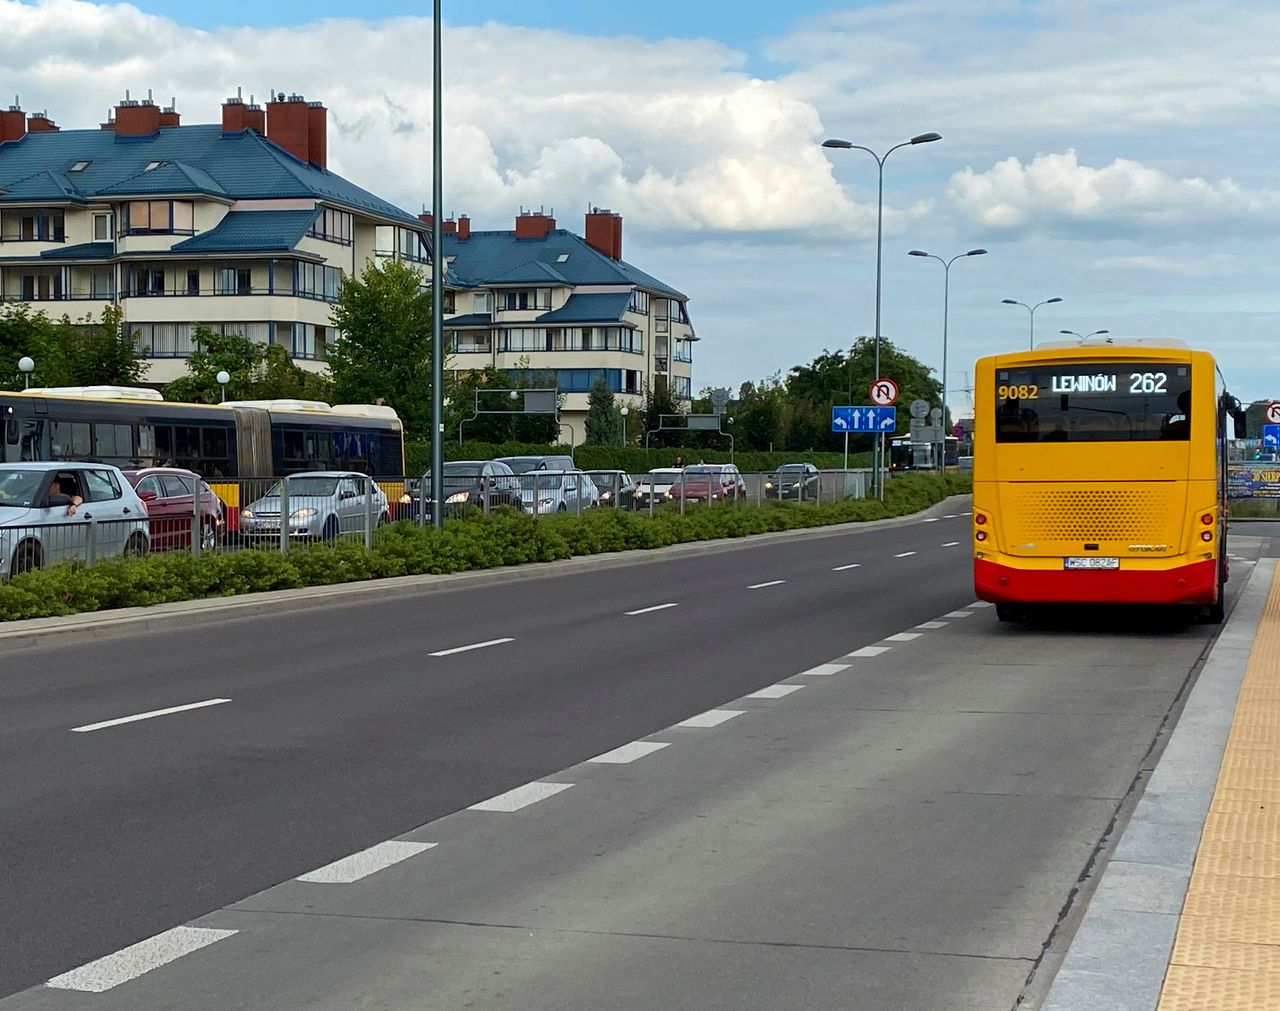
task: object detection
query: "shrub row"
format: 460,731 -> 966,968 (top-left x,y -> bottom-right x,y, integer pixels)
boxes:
0,473 -> 970,623
414,441 -> 871,474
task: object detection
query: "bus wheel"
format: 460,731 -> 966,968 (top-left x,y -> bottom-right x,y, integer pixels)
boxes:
1199,593 -> 1226,625
995,603 -> 1024,623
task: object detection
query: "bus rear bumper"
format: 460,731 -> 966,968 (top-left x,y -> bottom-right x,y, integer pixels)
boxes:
974,557 -> 1219,606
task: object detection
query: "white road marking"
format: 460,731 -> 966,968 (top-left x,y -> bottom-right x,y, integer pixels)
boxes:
799,663 -> 850,677
429,637 -> 514,657
916,621 -> 949,630
832,563 -> 862,571
943,514 -> 959,519
923,517 -> 940,523
894,551 -> 917,558
70,698 -> 230,734
626,603 -> 678,616
469,781 -> 574,812
962,511 -> 973,516
848,646 -> 891,658
46,926 -> 237,993
746,684 -> 805,699
883,632 -> 922,642
942,541 -> 961,547
588,741 -> 670,764
677,709 -> 745,728
297,841 -> 436,884
748,580 -> 786,590
944,610 -> 974,618
968,601 -> 994,609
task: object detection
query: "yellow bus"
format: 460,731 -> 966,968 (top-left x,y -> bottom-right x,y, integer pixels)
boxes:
973,338 -> 1247,623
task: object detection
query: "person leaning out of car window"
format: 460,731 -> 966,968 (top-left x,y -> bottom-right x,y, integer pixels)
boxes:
47,479 -> 84,516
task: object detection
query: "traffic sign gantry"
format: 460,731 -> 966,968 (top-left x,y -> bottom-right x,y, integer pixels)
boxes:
869,379 -> 899,406
1267,402 -> 1280,426
832,406 -> 897,433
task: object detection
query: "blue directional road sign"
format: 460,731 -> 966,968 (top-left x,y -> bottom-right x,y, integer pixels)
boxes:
832,406 -> 897,433
1263,424 -> 1280,450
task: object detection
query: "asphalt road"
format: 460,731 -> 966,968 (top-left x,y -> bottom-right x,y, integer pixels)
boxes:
0,509 -> 1271,1008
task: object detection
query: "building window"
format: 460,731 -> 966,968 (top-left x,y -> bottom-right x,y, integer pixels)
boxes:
449,329 -> 491,353
374,225 -> 395,259
131,267 -> 166,296
92,213 -> 113,242
629,290 -> 649,314
21,271 -> 63,301
297,262 -> 343,302
397,228 -> 427,263
501,327 -> 545,353
187,269 -> 200,296
7,210 -> 65,243
473,292 -> 491,313
307,207 -> 353,245
502,289 -> 551,311
674,339 -> 693,363
216,266 -> 253,296
91,267 -> 114,299
124,200 -> 195,235
70,160 -> 91,173
672,376 -> 692,399
294,323 -> 328,360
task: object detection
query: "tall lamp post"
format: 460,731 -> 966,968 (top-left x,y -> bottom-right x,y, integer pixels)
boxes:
429,0 -> 445,529
17,356 -> 34,390
619,405 -> 629,448
216,370 -> 230,403
1001,296 -> 1062,350
908,248 -> 987,469
823,130 -> 942,499
1060,329 -> 1110,343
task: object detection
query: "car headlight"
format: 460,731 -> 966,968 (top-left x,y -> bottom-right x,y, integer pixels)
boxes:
400,493 -> 412,505
240,509 -> 255,521
446,490 -> 471,504
292,507 -> 318,521
600,491 -> 612,500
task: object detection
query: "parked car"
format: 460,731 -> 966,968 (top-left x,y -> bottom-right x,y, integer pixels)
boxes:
668,465 -> 747,503
403,461 -> 524,520
495,455 -> 575,475
239,471 -> 389,544
585,470 -> 638,510
633,468 -> 683,508
122,467 -> 225,551
0,462 -> 150,576
517,470 -> 600,514
765,463 -> 820,500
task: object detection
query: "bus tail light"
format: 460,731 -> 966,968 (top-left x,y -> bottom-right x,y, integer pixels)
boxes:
1201,513 -> 1214,525
1201,530 -> 1213,542
976,531 -> 988,542
975,513 -> 988,525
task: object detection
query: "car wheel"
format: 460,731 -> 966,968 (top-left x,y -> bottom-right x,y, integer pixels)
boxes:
557,502 -> 568,513
378,511 -> 390,527
124,532 -> 148,558
12,540 -> 42,575
322,516 -> 340,545
201,521 -> 218,551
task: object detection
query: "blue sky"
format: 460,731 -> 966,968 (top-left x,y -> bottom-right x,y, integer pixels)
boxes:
4,0 -> 1280,407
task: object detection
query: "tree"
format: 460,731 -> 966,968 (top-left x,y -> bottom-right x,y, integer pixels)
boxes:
446,363 -> 559,445
732,374 -> 786,451
641,378 -> 681,447
329,259 -> 436,438
1,304 -> 145,389
584,377 -> 621,445
164,328 -> 333,404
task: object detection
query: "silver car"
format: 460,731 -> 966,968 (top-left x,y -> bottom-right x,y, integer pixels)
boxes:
0,462 -> 150,577
517,470 -> 600,514
239,472 -> 389,544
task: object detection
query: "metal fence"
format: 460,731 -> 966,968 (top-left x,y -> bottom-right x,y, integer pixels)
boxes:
0,469 -> 872,576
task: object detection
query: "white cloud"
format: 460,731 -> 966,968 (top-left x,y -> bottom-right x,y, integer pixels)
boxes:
947,150 -> 1280,235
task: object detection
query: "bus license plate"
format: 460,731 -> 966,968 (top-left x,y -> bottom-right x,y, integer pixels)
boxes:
1065,557 -> 1119,570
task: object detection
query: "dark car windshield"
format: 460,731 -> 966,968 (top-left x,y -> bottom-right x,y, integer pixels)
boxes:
267,477 -> 340,497
684,468 -> 723,478
0,469 -> 44,508
776,464 -> 808,474
502,460 -> 540,474
443,463 -> 483,478
587,472 -> 623,489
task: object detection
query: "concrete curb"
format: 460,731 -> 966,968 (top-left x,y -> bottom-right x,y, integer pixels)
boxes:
1039,555 -> 1276,1011
0,493 -> 972,649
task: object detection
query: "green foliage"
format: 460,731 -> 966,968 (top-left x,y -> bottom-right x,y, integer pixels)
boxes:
641,378 -> 682,447
446,363 -> 558,444
0,473 -> 966,622
164,328 -> 333,404
329,259 -> 436,437
1,303 -> 145,389
584,378 -> 621,446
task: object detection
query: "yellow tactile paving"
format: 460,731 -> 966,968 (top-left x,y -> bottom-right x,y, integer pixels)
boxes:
1158,567 -> 1280,1010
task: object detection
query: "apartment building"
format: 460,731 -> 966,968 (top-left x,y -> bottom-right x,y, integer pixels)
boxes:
440,209 -> 696,442
0,91 -> 427,384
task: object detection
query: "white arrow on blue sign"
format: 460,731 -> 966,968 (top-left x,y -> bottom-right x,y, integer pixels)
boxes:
832,406 -> 897,433
1263,424 -> 1280,449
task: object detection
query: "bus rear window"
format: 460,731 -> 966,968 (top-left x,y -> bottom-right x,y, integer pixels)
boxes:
995,364 -> 1192,443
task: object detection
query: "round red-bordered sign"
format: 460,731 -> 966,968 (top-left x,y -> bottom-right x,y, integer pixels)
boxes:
1266,402 -> 1280,425
869,378 -> 899,406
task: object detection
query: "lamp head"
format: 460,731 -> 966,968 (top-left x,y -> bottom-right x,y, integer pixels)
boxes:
910,132 -> 942,144
908,249 -> 929,257
822,139 -> 853,149
1001,299 -> 1018,305
216,370 -> 231,386
17,356 -> 34,374
1047,297 -> 1063,304
966,248 -> 988,256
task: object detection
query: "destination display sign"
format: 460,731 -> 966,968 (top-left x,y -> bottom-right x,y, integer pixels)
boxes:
995,363 -> 1190,401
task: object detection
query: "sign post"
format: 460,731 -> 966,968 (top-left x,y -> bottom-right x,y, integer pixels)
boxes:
866,379 -> 899,498
833,405 -> 898,481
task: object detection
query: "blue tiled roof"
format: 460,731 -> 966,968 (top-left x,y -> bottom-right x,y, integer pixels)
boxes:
486,260 -> 571,286
0,125 -> 421,226
169,209 -> 319,253
536,292 -> 633,324
40,242 -> 115,261
443,313 -> 493,328
444,229 -> 686,299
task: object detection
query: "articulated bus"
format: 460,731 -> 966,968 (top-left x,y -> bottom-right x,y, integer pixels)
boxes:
0,387 -> 405,527
973,339 -> 1247,623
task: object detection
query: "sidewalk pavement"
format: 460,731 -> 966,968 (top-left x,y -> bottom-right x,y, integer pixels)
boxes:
1042,555 -> 1280,1010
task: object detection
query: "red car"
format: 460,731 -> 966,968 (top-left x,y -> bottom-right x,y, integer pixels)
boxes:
667,465 -> 747,503
121,468 -> 226,552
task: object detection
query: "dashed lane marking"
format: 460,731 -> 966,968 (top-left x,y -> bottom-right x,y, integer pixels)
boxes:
46,926 -> 238,993
677,709 -> 745,728
799,663 -> 851,677
429,637 -> 515,657
916,621 -> 949,630
942,541 -> 961,547
469,781 -> 574,812
588,741 -> 671,764
923,517 -> 940,523
894,551 -> 918,558
832,563 -> 862,571
944,610 -> 974,619
746,684 -> 805,700
968,601 -> 993,609
748,580 -> 786,590
626,603 -> 679,616
848,646 -> 891,658
297,841 -> 437,884
943,514 -> 959,519
71,698 -> 231,734
883,632 -> 922,642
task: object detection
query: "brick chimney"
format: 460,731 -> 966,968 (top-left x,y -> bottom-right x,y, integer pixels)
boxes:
265,92 -> 313,165
0,99 -> 26,144
515,210 -> 556,239
100,108 -> 115,131
457,214 -> 471,240
114,90 -> 161,137
306,101 -> 327,169
585,208 -> 623,260
442,218 -> 458,235
418,212 -> 434,227
26,112 -> 58,134
158,97 -> 180,128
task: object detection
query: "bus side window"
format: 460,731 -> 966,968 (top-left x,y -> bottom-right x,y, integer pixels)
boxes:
4,418 -> 43,462
137,424 -> 156,467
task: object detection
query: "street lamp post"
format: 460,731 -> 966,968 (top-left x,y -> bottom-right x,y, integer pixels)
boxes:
823,131 -> 941,498
17,356 -> 34,390
619,405 -> 629,448
1001,297 -> 1063,350
908,248 -> 987,470
1059,329 -> 1110,344
429,0 -> 445,529
216,370 -> 230,403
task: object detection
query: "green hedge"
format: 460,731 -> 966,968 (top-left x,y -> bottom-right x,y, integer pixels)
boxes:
0,473 -> 970,623
412,441 -> 870,474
